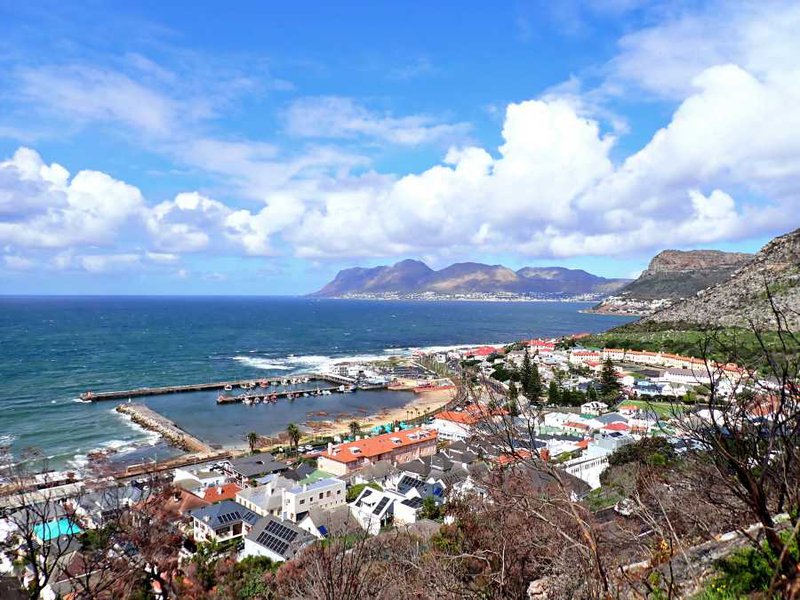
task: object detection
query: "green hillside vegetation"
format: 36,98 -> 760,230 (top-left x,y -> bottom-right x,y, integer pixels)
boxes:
580,322 -> 797,371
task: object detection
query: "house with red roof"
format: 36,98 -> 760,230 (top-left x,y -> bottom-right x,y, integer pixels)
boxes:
317,427 -> 438,476
431,404 -> 508,441
196,482 -> 242,504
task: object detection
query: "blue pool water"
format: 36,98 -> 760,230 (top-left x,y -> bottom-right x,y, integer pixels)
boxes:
33,518 -> 82,541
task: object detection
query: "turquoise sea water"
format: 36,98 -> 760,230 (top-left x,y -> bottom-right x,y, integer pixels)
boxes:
0,296 -> 633,468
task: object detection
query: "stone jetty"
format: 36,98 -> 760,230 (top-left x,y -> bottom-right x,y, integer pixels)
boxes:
116,403 -> 212,453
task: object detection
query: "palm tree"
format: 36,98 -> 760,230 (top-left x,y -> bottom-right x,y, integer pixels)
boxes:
245,431 -> 259,453
348,421 -> 360,440
286,423 -> 301,456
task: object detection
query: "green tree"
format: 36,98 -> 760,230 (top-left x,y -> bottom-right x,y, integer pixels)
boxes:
599,358 -> 621,401
508,381 -> 519,402
505,399 -> 519,417
586,385 -> 598,401
245,431 -> 259,453
520,347 -> 533,392
286,423 -> 301,456
547,380 -> 560,404
525,362 -> 543,401
348,421 -> 361,439
419,495 -> 442,520
346,481 -> 382,502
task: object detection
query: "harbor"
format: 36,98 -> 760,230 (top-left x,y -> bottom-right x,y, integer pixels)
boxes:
80,372 -> 361,402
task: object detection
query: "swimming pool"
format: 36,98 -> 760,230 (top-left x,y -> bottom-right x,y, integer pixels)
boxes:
33,518 -> 82,542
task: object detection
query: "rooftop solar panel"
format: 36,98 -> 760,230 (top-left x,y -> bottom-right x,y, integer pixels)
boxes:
373,496 -> 390,515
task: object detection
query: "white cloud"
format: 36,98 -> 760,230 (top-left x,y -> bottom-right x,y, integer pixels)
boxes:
284,96 -> 470,146
145,190 -> 304,256
287,61 -> 799,259
3,255 -> 34,270
609,0 -> 800,98
18,66 -> 185,135
0,148 -> 144,248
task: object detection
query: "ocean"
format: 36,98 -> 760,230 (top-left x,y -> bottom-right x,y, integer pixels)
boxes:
0,296 -> 633,469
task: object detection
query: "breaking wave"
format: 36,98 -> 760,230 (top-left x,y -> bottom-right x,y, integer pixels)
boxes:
231,350 -> 414,373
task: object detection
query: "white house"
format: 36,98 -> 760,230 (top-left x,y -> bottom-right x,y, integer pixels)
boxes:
235,474 -> 295,517
580,401 -> 608,416
242,515 -> 315,563
190,500 -> 260,543
281,478 -> 346,522
663,368 -> 712,386
349,487 -> 405,535
173,464 -> 228,495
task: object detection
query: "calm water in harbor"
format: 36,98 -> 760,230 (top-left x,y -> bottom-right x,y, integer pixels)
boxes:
0,296 -> 633,468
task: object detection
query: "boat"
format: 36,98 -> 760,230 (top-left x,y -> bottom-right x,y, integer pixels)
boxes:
224,384 -> 233,391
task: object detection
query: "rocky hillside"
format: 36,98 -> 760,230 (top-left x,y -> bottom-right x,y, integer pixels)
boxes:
312,260 -> 629,297
641,228 -> 800,329
592,250 -> 752,315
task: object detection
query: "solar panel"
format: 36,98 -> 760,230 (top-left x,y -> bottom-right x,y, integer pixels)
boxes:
372,496 -> 390,515
400,476 -> 424,489
218,510 -> 242,524
402,497 -> 423,508
264,519 -> 299,542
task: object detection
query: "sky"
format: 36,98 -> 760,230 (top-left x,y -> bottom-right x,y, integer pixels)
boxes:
1,0 -> 798,295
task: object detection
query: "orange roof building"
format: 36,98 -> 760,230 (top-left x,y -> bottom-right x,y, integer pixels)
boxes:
317,427 -> 438,476
197,482 -> 242,504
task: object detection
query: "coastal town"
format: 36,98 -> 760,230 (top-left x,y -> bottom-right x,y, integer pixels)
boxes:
0,333 -> 781,598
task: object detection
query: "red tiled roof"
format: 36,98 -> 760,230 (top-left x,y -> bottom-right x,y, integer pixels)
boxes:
321,427 -> 437,465
468,346 -> 498,357
564,421 -> 589,430
495,448 -> 533,466
199,482 -> 242,503
435,403 -> 507,425
603,422 -> 629,432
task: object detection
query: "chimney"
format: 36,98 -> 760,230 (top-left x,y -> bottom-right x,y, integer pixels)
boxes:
303,484 -> 308,492
327,442 -> 333,454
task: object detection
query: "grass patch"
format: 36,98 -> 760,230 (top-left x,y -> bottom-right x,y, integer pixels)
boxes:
693,533 -> 798,599
621,399 -> 686,419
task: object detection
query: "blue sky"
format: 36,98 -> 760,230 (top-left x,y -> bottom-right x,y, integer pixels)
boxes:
1,0 -> 798,294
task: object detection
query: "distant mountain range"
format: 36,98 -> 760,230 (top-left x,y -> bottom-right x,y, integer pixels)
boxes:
311,259 -> 630,297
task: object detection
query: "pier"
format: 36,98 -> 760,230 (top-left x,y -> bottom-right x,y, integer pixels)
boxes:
116,403 -> 212,453
216,384 -> 345,404
81,373 -> 358,402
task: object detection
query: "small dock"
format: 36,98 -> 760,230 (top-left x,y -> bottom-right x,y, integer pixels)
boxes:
216,384 -> 344,404
82,373 -> 357,402
116,403 -> 212,453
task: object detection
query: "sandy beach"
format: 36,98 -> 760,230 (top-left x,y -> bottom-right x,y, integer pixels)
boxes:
301,386 -> 456,439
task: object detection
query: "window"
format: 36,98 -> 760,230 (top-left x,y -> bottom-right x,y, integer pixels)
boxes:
299,499 -> 305,505
319,493 -> 323,500
326,491 -> 331,497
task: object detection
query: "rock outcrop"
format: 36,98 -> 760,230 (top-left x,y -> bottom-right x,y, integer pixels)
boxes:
592,250 -> 752,316
642,228 -> 800,329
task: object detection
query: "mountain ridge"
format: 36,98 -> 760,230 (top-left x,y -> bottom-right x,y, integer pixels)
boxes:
591,249 -> 753,315
311,260 -> 630,297
641,228 -> 800,329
